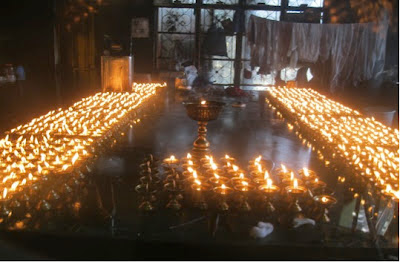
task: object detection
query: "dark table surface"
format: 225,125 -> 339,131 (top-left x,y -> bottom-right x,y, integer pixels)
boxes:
0,87 -> 398,260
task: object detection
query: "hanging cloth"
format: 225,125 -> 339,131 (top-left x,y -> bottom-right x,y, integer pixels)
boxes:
247,15 -> 388,93
203,24 -> 227,57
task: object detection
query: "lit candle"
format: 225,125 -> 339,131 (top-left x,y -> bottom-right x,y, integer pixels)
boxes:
163,155 -> 179,165
299,167 -> 317,180
220,154 -> 235,164
209,173 -> 229,185
221,184 -> 227,195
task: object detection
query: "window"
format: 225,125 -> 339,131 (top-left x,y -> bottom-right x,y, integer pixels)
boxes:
288,0 -> 324,8
203,0 -> 239,4
246,0 -> 281,6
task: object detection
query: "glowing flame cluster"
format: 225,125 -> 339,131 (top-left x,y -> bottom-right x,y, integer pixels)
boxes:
266,86 -> 399,199
0,83 -> 162,199
267,87 -> 360,116
10,87 -> 158,137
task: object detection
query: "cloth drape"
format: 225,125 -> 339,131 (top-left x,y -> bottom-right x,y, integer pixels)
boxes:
247,15 -> 388,92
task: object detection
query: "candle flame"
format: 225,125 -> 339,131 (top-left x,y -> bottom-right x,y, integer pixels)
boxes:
264,171 -> 269,180
62,164 -> 69,171
322,196 -> 328,203
193,171 -> 198,179
187,167 -> 194,173
255,155 -> 262,162
72,153 -> 79,165
221,184 -> 226,189
267,178 -> 273,188
187,153 -> 191,159
281,164 -> 287,173
10,181 -> 19,191
239,173 -> 244,179
257,165 -> 262,173
303,167 -> 309,177
233,165 -> 239,172
225,154 -> 230,159
2,188 -> 7,199
214,173 -> 220,179
170,155 -> 175,161
21,179 -> 26,186
242,181 -> 248,186
211,163 -> 217,170
293,179 -> 298,188
19,164 -> 26,173
188,160 -> 193,166
201,100 -> 206,105
195,179 -> 201,186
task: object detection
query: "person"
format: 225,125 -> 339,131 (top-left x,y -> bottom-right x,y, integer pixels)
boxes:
15,64 -> 26,97
182,61 -> 198,90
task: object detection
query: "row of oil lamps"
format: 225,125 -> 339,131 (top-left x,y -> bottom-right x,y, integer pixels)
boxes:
135,153 -> 337,224
0,83 -> 164,223
266,87 -> 399,200
9,85 -> 158,137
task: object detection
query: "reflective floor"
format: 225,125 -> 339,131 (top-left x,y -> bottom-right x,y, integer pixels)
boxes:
0,87 -> 397,260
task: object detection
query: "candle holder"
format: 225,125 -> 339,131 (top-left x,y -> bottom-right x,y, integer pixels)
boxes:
164,181 -> 185,211
208,174 -> 229,186
298,168 -> 317,181
199,155 -> 213,165
285,184 -> 307,213
162,156 -> 180,167
233,183 -> 255,212
281,177 -> 304,187
220,155 -> 235,165
230,177 -> 251,187
135,184 -> 158,212
259,183 -> 280,216
307,178 -> 327,190
183,101 -> 225,159
182,161 -> 200,170
274,166 -> 294,179
180,153 -> 195,164
144,154 -> 159,166
164,170 -> 185,184
191,182 -> 212,210
205,168 -> 224,178
139,174 -> 161,186
182,169 -> 196,179
248,158 -> 274,172
0,198 -> 11,222
213,185 -> 233,211
140,162 -> 159,174
312,195 -> 337,223
227,167 -> 245,177
311,187 -> 334,197
253,175 -> 272,186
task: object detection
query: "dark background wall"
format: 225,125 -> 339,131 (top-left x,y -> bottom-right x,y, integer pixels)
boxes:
96,0 -> 154,74
0,0 -> 55,95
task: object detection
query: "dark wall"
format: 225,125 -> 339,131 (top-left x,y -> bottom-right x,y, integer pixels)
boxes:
0,0 -> 55,91
96,0 -> 154,74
